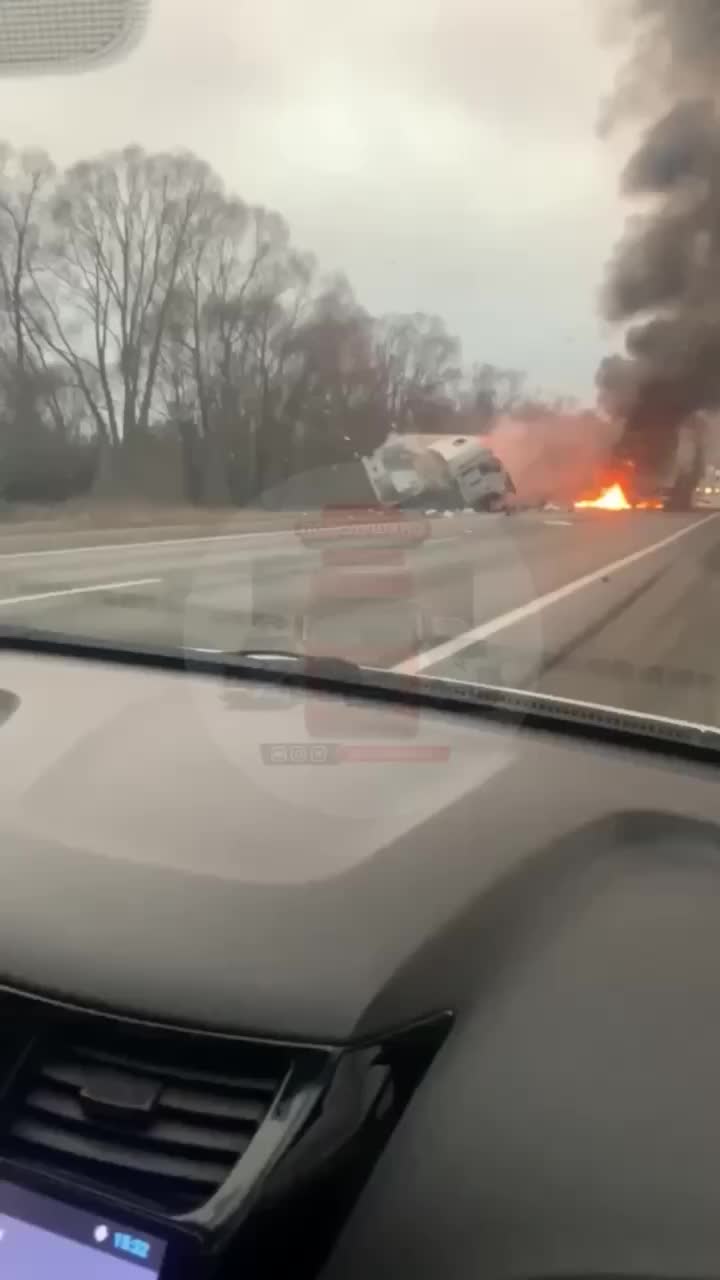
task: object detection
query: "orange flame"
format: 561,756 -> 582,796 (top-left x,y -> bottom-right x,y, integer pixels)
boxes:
574,482 -> 631,511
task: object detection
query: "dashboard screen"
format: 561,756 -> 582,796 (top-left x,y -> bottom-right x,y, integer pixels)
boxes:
0,1181 -> 167,1278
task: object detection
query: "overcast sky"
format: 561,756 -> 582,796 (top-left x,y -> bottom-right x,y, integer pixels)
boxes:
0,0 -> 632,401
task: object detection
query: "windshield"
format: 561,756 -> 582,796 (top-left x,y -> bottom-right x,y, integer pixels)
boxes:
0,0 -> 718,734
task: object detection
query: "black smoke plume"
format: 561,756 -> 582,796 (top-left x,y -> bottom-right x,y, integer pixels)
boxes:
597,1 -> 720,504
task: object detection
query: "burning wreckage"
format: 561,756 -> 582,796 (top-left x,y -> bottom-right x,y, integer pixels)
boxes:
365,423 -> 702,516
594,1 -> 720,513
573,417 -> 706,511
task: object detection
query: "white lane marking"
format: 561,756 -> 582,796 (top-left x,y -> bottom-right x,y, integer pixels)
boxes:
0,578 -> 160,607
0,529 -> 292,561
393,513 -> 720,674
0,511 -> 524,562
544,519 -> 573,526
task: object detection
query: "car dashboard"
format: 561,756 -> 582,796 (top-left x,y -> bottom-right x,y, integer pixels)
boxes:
0,651 -> 717,1279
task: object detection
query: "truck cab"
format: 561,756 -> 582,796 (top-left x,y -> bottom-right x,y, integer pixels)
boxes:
426,436 -> 516,511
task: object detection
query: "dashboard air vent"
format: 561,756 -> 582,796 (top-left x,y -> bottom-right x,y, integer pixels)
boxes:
5,1024 -> 291,1214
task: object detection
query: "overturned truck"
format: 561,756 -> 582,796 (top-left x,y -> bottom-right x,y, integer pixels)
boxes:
364,434 -> 516,513
257,434 -> 515,513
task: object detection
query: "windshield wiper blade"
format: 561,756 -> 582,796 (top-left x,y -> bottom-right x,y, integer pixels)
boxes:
0,626 -> 368,685
219,656 -> 720,761
225,649 -> 365,679
1,625 -> 719,765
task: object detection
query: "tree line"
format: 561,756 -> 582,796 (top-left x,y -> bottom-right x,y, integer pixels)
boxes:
0,142 -> 557,507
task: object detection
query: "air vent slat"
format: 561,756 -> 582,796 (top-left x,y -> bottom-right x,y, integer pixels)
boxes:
70,1047 -> 281,1096
23,1088 -> 252,1158
161,1085 -> 266,1125
41,1062 -> 267,1125
6,1027 -> 291,1214
11,1154 -> 206,1215
10,1118 -> 230,1185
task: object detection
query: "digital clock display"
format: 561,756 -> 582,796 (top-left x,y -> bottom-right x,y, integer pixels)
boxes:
0,1181 -> 167,1278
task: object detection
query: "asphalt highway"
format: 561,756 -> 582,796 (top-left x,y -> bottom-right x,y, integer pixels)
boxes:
0,507 -> 718,727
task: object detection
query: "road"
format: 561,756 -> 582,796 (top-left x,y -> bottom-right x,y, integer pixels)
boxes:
0,507 -> 718,726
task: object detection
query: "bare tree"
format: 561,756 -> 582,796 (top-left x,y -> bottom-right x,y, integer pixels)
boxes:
26,147 -> 220,467
372,313 -> 462,434
0,135 -> 578,510
468,363 -> 525,428
161,196 -> 316,500
0,145 -> 54,379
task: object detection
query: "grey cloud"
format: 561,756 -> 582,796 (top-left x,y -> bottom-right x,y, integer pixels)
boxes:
0,0 -> 621,399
